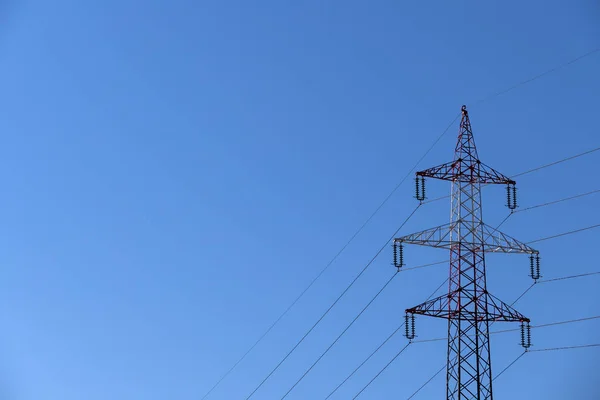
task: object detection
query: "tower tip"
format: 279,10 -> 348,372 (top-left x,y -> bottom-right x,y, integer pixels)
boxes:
461,105 -> 468,115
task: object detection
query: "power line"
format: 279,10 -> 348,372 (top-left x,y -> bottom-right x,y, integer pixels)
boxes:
352,343 -> 412,399
406,335 -> 527,396
325,325 -> 404,399
273,171 -> 600,399
489,342 -> 600,394
539,271 -> 600,283
528,223 -> 600,244
422,146 -> 600,207
330,187 -> 598,395
403,273 -> 600,346
406,312 -> 527,396
277,199 -> 600,397
244,205 -> 421,399
376,189 -> 600,278
421,194 -> 447,205
412,314 -> 600,344
213,48 -> 600,399
322,48 -> 600,396
401,220 -> 600,279
515,189 -> 600,213
496,189 -> 600,236
405,212 -> 600,281
491,344 -> 600,387
496,188 -> 600,229
492,351 -> 527,382
487,343 -> 600,388
493,211 -> 516,231
527,344 -> 600,353
535,315 -> 600,329
279,270 -> 400,399
398,266 -> 597,398
513,146 -> 600,178
324,277 -> 450,399
406,365 -> 445,400
485,188 -> 600,232
404,188 -> 600,276
510,282 -> 535,305
200,116 -> 461,400
474,47 -> 600,106
402,260 -> 446,272
281,119 -> 600,398
325,208 -> 599,397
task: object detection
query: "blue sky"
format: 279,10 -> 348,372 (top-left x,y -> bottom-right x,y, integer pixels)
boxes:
0,1 -> 599,399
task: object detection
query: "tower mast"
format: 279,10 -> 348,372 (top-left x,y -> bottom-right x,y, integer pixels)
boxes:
394,106 -> 540,399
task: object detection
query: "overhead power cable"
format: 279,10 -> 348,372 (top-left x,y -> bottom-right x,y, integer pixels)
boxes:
474,47 -> 600,106
244,205 -> 422,399
346,311 -> 599,398
528,224 -> 600,244
326,325 -> 403,399
317,48 -> 600,399
510,282 -> 536,306
515,189 -> 600,213
402,260 -> 447,272
535,315 -> 600,329
201,116 -> 460,400
324,277 -> 450,399
423,146 -> 600,206
488,343 -> 600,390
202,46 -> 600,400
539,271 -> 600,283
254,146 -> 600,398
512,146 -> 600,178
406,365 -> 445,400
492,351 -> 527,382
410,191 -> 600,276
253,114 -> 462,399
324,190 -> 600,397
254,130 -> 600,398
352,343 -> 412,399
279,270 -> 400,399
412,314 -> 600,344
492,343 -> 600,382
402,282 -> 534,399
527,344 -> 600,353
400,221 -> 600,277
346,313 -> 600,396
400,269 -> 600,398
496,188 -> 600,230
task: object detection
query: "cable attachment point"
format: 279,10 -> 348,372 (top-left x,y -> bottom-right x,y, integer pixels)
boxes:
529,253 -> 541,281
520,321 -> 532,349
393,240 -> 404,271
415,175 -> 426,202
506,183 -> 518,210
405,312 -> 416,341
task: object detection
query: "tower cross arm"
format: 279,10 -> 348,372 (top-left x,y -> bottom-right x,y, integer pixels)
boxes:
417,160 -> 515,185
406,291 -> 530,323
394,222 -> 538,254
481,223 -> 538,254
394,222 -> 456,250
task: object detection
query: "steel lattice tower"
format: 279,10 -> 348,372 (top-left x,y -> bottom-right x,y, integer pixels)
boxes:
393,106 -> 540,399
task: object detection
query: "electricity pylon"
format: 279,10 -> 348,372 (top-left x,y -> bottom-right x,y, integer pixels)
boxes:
393,106 -> 541,399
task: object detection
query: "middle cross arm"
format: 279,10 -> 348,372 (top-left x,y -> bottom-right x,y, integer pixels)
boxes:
394,221 -> 538,254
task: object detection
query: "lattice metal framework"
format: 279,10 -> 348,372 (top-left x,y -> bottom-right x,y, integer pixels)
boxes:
394,106 -> 539,400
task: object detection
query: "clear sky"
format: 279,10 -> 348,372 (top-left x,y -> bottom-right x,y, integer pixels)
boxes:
0,1 -> 599,399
